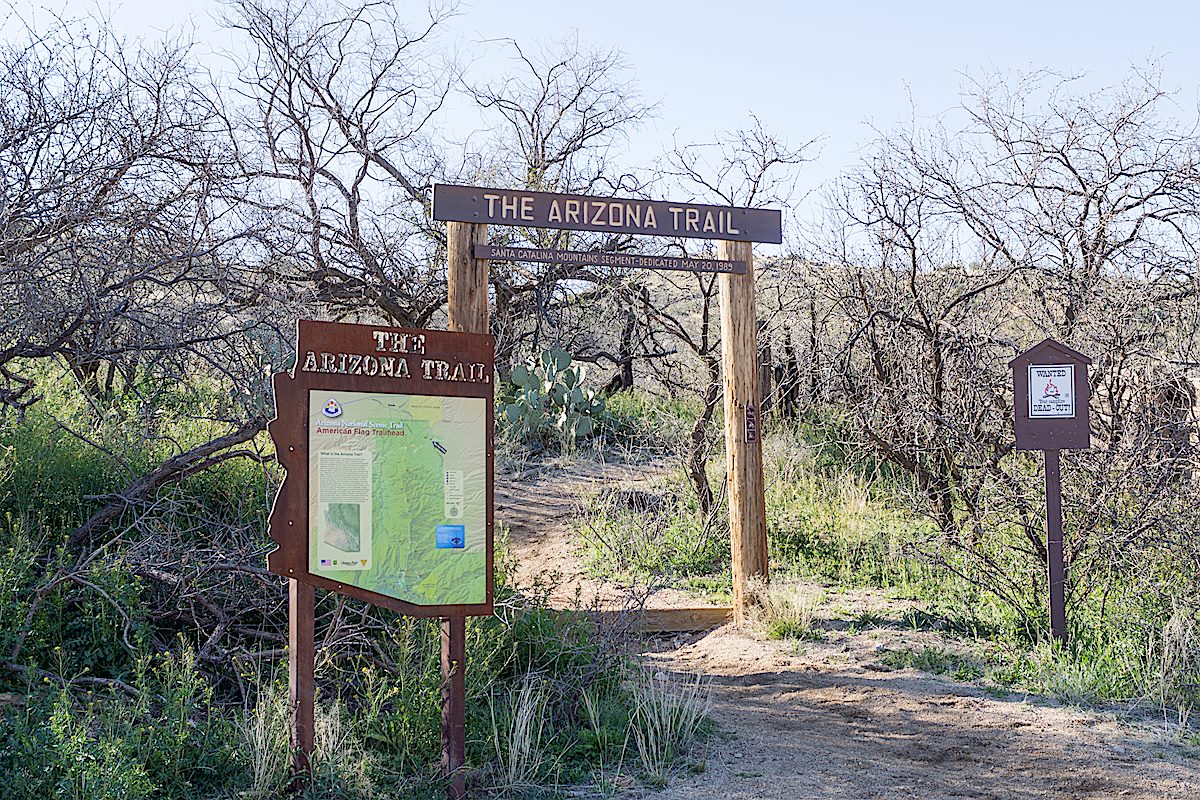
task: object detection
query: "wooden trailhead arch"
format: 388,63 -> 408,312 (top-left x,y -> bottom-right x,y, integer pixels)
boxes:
433,183 -> 781,623
267,183 -> 781,800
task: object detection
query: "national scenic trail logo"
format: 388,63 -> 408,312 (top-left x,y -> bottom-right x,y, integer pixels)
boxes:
322,398 -> 342,418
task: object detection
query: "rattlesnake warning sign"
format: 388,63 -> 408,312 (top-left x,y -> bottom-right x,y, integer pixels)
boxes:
1028,365 -> 1075,419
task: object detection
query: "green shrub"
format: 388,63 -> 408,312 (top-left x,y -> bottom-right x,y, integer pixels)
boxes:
577,471 -> 730,581
601,389 -> 699,455
0,646 -> 241,799
0,517 -> 148,682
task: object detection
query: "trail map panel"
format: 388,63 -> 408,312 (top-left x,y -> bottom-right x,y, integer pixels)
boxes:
308,391 -> 488,605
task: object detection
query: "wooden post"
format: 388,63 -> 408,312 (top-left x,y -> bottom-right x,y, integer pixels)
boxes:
447,221 -> 489,335
288,578 -> 315,786
442,220 -> 487,798
718,239 -> 769,624
441,616 -> 467,799
1044,449 -> 1067,644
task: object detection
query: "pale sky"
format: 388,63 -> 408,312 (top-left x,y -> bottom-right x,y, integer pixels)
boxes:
12,0 -> 1200,225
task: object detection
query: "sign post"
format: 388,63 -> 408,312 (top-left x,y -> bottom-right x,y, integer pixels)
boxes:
718,239 -> 768,623
267,320 -> 494,797
287,579 -> 315,786
442,219 -> 489,798
1010,339 -> 1092,644
433,184 -> 781,624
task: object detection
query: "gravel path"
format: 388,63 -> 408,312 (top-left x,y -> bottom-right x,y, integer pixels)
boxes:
499,459 -> 1200,799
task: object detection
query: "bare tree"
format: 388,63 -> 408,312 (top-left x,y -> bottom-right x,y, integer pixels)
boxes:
225,0 -> 460,327
649,118 -> 813,513
806,67 -> 1200,626
468,35 -> 649,198
0,13 -> 272,417
640,270 -> 724,514
464,36 -> 654,364
910,68 -> 1200,339
814,145 -> 1021,536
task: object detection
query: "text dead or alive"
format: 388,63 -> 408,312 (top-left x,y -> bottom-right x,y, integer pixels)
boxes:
479,192 -> 746,236
298,329 -> 490,384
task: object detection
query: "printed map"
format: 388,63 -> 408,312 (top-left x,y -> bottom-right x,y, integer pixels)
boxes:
307,390 -> 487,605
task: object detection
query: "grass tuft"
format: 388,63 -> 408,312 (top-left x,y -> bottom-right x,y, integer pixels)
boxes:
753,582 -> 826,641
237,683 -> 290,799
488,675 -> 557,795
881,646 -> 985,682
628,670 -> 711,787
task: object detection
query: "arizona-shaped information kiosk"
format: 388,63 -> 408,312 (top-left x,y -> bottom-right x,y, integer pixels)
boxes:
267,319 -> 494,791
269,320 -> 494,614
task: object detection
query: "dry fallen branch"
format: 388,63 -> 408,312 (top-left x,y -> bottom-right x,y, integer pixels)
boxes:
68,416 -> 270,549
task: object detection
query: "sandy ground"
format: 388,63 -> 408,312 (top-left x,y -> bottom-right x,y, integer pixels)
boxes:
497,461 -> 1200,800
643,625 -> 1199,800
497,457 -> 716,611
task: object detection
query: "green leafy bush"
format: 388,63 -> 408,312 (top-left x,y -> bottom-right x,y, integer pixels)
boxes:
0,646 -> 240,800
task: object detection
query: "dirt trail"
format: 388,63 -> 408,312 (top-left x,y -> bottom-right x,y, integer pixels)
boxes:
644,626 -> 1198,800
497,458 -> 718,611
498,462 -> 1200,799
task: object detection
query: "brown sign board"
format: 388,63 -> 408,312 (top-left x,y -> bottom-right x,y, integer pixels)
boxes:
1010,338 -> 1092,451
267,319 -> 495,617
475,244 -> 747,274
434,183 -> 782,244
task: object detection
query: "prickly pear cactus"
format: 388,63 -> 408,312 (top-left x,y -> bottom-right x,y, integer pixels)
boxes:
500,347 -> 608,451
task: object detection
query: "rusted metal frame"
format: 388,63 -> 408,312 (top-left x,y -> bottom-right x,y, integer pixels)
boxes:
269,319 -> 496,798
267,322 -> 496,617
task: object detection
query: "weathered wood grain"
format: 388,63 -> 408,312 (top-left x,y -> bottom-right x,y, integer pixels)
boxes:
718,239 -> 769,624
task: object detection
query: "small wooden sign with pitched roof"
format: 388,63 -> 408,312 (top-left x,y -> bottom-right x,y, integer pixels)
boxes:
1010,338 -> 1092,451
1010,337 -> 1092,644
